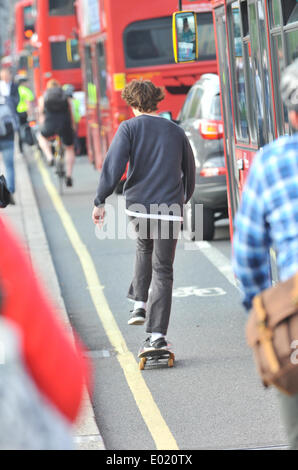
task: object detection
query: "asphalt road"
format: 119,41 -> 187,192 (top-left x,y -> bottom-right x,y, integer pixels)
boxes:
27,152 -> 288,450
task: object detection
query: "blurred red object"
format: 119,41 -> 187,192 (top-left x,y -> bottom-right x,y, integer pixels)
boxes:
121,162 -> 128,182
0,216 -> 90,423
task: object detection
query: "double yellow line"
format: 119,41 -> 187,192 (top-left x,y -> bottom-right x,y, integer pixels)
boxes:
35,152 -> 178,450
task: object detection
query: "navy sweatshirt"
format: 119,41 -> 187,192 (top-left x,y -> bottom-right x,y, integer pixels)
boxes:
94,114 -> 195,216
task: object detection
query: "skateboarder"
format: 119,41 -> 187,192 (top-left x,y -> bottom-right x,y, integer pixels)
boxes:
92,79 -> 195,356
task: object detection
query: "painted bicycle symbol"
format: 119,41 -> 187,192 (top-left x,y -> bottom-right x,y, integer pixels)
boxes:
173,286 -> 226,298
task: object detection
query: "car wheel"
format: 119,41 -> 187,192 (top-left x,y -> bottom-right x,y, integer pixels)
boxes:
184,198 -> 207,241
203,207 -> 215,241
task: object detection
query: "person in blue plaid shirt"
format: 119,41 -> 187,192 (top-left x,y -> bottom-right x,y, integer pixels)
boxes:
233,58 -> 298,449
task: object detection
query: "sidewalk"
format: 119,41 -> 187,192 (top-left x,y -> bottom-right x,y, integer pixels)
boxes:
3,149 -> 105,451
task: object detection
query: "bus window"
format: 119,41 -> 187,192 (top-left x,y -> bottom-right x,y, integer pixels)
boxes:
283,0 -> 298,25
85,45 -> 97,107
124,17 -> 174,68
215,5 -> 239,224
243,40 -> 258,145
287,4 -> 298,24
124,13 -> 215,68
286,30 -> 298,63
50,41 -> 80,70
269,0 -> 298,27
248,2 -> 267,146
96,42 -> 109,106
271,34 -> 288,135
256,0 -> 275,143
268,0 -> 298,136
268,0 -> 282,27
49,0 -> 75,16
197,13 -> 216,61
230,3 -> 249,142
229,0 -> 260,145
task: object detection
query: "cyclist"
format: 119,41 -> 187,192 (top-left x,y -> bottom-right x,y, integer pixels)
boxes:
37,79 -> 75,187
233,58 -> 298,449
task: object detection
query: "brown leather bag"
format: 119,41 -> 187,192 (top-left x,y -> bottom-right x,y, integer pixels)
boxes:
246,272 -> 298,395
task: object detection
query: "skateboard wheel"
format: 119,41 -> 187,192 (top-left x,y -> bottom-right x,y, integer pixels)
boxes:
139,357 -> 146,370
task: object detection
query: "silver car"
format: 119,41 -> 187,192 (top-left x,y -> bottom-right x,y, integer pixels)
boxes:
178,73 -> 228,240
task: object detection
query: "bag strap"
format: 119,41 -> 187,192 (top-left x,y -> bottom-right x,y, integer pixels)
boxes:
253,294 -> 280,374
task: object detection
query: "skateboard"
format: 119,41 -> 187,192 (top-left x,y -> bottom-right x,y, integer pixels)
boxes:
138,347 -> 175,370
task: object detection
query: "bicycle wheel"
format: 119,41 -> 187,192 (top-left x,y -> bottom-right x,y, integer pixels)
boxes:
54,138 -> 65,196
55,155 -> 65,196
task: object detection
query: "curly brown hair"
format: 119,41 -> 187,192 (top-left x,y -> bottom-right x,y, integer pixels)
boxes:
121,79 -> 165,112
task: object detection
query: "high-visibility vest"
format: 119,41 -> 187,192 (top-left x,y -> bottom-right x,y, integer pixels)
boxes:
72,98 -> 81,124
17,85 -> 34,113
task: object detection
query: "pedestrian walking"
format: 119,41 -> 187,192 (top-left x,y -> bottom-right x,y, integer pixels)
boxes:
232,59 -> 298,449
0,215 -> 90,449
0,67 -> 20,201
92,79 -> 195,355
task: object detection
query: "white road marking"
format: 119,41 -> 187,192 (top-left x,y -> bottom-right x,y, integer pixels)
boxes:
185,240 -> 240,291
173,286 -> 226,297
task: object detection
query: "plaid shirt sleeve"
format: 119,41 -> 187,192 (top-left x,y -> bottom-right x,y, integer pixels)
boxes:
232,152 -> 272,311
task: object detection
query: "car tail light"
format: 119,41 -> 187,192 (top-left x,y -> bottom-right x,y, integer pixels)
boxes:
200,167 -> 226,177
199,157 -> 226,177
199,119 -> 224,140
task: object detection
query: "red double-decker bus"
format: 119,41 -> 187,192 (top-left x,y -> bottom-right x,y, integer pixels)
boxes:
30,0 -> 86,140
210,0 -> 298,237
76,0 -> 218,169
31,0 -> 81,96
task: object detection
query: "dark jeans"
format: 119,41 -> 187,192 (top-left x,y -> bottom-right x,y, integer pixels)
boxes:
127,217 -> 181,336
0,137 -> 15,193
18,112 -> 28,153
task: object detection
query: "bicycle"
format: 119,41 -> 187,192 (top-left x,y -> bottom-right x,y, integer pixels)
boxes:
52,135 -> 65,195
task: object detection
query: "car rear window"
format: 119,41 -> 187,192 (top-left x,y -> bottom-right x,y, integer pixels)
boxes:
187,87 -> 204,119
208,94 -> 221,119
179,85 -> 221,121
178,87 -> 196,121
